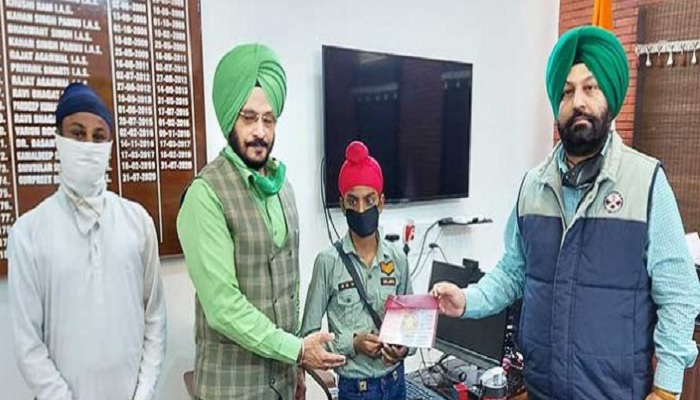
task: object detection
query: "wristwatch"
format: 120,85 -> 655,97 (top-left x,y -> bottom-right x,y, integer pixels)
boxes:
653,386 -> 678,400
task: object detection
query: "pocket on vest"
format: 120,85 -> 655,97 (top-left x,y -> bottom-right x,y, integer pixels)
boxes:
572,286 -> 635,356
572,352 -> 633,399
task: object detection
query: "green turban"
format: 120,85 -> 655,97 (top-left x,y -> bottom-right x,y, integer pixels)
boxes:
546,26 -> 629,119
212,43 -> 287,138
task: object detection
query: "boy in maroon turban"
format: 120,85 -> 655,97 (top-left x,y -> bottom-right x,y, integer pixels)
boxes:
301,140 -> 415,400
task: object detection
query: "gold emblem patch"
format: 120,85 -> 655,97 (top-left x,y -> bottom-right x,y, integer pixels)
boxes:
380,260 -> 395,275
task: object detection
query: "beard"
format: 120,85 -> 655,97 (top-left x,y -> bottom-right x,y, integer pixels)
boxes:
228,131 -> 274,170
557,108 -> 612,157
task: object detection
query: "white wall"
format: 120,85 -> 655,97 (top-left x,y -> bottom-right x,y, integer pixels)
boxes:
0,1 -> 559,399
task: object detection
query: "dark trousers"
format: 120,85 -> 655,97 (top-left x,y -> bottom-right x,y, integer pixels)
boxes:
338,363 -> 406,400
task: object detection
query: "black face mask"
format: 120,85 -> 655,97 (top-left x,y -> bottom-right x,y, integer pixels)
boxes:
345,206 -> 379,238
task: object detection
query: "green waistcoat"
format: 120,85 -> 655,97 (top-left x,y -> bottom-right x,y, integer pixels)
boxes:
194,154 -> 300,400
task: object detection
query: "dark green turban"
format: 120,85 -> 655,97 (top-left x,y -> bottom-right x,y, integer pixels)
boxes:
546,26 -> 629,119
212,43 -> 287,138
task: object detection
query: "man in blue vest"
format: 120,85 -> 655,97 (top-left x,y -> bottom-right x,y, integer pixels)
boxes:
431,26 -> 700,400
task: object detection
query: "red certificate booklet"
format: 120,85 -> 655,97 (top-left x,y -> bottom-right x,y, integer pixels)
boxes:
379,294 -> 439,348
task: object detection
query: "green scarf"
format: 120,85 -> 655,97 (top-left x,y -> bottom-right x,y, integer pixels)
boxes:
546,26 -> 629,119
223,147 -> 286,196
212,43 -> 287,137
251,162 -> 286,196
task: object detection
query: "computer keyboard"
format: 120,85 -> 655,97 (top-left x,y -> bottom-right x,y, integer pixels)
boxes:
406,371 -> 484,400
406,377 -> 444,400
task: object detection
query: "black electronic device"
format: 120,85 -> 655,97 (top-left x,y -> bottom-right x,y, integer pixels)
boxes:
322,45 -> 473,206
461,257 -> 479,271
407,358 -> 482,400
428,260 -> 508,369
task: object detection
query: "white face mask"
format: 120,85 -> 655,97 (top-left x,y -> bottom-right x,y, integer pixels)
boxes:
55,134 -> 112,198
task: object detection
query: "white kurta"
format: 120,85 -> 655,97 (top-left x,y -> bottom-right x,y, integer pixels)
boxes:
8,188 -> 166,400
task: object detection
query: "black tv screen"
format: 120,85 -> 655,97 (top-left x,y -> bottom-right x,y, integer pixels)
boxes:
322,45 -> 473,206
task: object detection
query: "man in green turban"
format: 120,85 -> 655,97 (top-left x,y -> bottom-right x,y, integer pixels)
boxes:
546,25 -> 629,162
177,43 -> 345,400
431,26 -> 700,400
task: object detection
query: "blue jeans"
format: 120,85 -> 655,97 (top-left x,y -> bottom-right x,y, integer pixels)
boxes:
338,363 -> 406,400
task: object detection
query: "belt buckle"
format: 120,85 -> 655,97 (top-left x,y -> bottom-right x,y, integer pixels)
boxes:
358,380 -> 367,392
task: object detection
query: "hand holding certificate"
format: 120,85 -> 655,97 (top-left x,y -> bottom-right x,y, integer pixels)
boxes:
378,294 -> 439,348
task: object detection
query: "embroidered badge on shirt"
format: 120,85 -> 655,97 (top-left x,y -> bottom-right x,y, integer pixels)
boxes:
338,280 -> 356,291
381,277 -> 397,286
380,260 -> 395,275
604,191 -> 624,213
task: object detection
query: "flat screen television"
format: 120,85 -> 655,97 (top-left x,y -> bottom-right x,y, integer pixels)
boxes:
322,45 -> 473,206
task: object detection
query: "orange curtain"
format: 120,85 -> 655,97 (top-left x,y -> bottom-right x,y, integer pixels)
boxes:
592,0 -> 614,30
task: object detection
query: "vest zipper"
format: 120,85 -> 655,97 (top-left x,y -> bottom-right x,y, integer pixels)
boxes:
543,181 -> 569,398
544,179 -> 601,399
544,182 -> 568,248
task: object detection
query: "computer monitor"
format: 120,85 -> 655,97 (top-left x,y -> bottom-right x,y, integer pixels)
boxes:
428,260 -> 508,369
